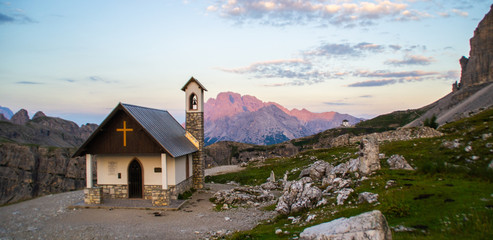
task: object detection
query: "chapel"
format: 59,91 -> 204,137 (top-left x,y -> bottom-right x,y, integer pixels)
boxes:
74,77 -> 206,206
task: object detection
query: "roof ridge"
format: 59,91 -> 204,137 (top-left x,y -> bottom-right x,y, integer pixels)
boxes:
121,103 -> 168,113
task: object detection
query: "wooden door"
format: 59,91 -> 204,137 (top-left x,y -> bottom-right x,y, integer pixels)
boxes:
128,159 -> 143,198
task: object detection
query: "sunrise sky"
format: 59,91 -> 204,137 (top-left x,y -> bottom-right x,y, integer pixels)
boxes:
0,0 -> 491,125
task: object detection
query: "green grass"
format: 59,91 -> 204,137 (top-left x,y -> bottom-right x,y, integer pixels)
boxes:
211,107 -> 493,239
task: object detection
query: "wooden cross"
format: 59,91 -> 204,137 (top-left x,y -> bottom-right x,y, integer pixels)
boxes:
116,121 -> 133,147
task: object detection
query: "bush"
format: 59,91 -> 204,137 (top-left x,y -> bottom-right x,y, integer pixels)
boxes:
424,115 -> 438,129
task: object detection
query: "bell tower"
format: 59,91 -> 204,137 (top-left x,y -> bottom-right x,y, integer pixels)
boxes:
181,77 -> 207,189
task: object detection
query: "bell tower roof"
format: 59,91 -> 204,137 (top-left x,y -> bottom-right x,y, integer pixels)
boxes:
181,77 -> 208,92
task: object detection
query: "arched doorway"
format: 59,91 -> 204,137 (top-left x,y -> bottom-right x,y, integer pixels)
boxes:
128,159 -> 143,198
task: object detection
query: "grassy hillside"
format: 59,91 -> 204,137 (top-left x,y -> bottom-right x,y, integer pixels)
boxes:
206,107 -> 493,239
355,107 -> 431,130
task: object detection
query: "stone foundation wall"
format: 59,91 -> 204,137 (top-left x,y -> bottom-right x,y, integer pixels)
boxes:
84,187 -> 102,204
99,184 -> 127,199
152,189 -> 170,206
143,185 -> 161,200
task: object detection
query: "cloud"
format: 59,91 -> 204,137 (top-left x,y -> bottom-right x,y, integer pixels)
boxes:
348,79 -> 397,87
388,44 -> 402,51
303,42 -> 385,58
16,81 -> 42,85
354,70 -> 438,78
359,95 -> 373,98
0,12 -> 35,24
324,102 -> 352,106
207,0 -> 425,27
0,12 -> 15,23
451,9 -> 468,17
88,76 -> 118,84
384,55 -> 434,66
219,59 -> 332,86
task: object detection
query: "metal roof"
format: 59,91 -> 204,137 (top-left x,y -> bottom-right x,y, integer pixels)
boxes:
120,103 -> 198,157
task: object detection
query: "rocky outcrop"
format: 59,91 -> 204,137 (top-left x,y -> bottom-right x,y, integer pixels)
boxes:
407,7 -> 493,127
32,111 -> 46,120
276,177 -> 322,215
300,210 -> 392,240
211,186 -> 275,207
0,143 -> 88,205
10,109 -> 30,125
358,137 -> 380,176
459,5 -> 493,88
387,155 -> 414,170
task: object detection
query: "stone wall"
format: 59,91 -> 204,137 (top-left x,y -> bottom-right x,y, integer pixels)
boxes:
151,189 -> 170,206
168,177 -> 193,200
186,112 -> 204,189
143,185 -> 161,200
84,187 -> 102,204
99,184 -> 127,199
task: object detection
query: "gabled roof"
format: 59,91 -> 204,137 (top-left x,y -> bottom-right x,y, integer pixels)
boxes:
181,77 -> 208,91
74,103 -> 198,157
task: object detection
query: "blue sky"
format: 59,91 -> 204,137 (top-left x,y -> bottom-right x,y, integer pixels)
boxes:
0,0 -> 491,125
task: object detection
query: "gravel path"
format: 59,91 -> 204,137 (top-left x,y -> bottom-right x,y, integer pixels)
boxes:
0,183 -> 276,240
205,165 -> 244,176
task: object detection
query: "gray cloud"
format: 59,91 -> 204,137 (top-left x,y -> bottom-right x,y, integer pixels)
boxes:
354,70 -> 438,78
385,55 -> 434,66
324,102 -> 352,106
0,12 -> 15,23
88,76 -> 118,84
16,81 -> 42,85
303,42 -> 385,58
348,79 -> 397,87
0,12 -> 35,24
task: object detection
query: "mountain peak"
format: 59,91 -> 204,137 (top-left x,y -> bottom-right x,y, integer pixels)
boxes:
11,109 -> 30,125
205,92 -> 362,145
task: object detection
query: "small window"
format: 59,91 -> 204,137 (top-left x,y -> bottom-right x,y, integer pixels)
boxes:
154,167 -> 162,173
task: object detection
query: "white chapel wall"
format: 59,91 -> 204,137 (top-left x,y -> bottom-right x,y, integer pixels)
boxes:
97,154 -> 162,185
166,156 -> 176,186
174,155 -> 187,184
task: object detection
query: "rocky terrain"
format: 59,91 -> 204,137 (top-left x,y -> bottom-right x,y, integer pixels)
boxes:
0,143 -> 88,205
204,92 -> 362,145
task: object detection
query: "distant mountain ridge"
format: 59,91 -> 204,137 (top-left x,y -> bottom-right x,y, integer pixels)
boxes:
204,92 -> 363,145
0,108 -> 97,147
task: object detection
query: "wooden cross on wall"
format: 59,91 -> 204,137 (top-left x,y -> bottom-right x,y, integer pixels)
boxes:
116,121 -> 133,147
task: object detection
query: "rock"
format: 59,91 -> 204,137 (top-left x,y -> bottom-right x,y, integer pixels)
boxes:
299,160 -> 333,181
458,5 -> 493,88
212,186 -> 275,206
10,109 -> 30,125
276,177 -> 322,215
300,210 -> 392,240
306,214 -> 316,223
488,160 -> 493,170
387,155 -> 414,170
392,225 -> 415,232
385,180 -> 397,189
442,139 -> 461,149
275,229 -> 283,235
268,170 -> 275,182
32,111 -> 46,120
260,181 -> 277,190
465,146 -> 473,152
358,192 -> 379,204
335,188 -> 354,205
358,137 -> 380,175
482,133 -> 492,140
316,198 -> 328,207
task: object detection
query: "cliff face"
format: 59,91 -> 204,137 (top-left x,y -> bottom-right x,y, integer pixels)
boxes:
0,143 -> 90,205
459,5 -> 493,88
